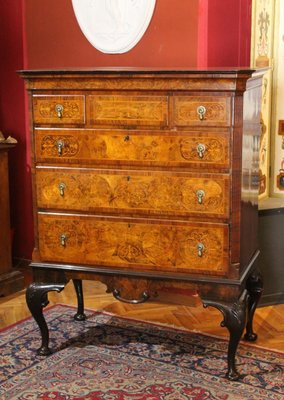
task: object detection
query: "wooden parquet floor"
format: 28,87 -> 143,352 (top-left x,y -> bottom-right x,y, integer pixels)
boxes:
1,278 -> 284,352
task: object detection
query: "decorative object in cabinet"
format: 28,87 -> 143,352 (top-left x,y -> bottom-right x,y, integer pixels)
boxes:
20,68 -> 265,380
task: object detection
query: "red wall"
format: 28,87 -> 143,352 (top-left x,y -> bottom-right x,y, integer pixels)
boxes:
0,0 -> 34,260
25,0 -> 199,68
0,0 -> 252,261
207,0 -> 252,67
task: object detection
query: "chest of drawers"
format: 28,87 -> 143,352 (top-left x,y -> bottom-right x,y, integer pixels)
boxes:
20,68 -> 264,380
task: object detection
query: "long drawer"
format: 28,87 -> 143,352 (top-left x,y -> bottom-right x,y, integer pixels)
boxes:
35,167 -> 230,219
34,129 -> 230,170
37,213 -> 229,276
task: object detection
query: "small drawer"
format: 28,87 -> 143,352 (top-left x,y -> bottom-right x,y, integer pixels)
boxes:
33,95 -> 85,125
88,95 -> 168,127
35,167 -> 230,219
34,129 -> 230,170
173,96 -> 231,127
37,213 -> 229,276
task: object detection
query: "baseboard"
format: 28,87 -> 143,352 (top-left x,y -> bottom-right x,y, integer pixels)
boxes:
0,270 -> 25,297
12,257 -> 32,270
259,292 -> 284,307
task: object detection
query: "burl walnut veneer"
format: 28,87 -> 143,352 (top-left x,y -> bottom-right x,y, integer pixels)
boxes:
20,68 -> 264,380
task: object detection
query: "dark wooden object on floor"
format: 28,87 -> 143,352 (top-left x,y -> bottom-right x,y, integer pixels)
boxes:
258,198 -> 284,305
20,68 -> 265,380
0,144 -> 24,296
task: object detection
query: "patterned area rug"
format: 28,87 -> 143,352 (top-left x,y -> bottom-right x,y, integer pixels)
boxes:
0,304 -> 283,400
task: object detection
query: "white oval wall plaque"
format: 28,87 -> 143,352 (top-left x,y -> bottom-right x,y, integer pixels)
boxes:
72,0 -> 156,54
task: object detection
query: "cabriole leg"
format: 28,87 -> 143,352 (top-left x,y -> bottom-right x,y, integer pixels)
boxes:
26,282 -> 65,355
203,290 -> 248,381
72,279 -> 87,321
244,270 -> 263,341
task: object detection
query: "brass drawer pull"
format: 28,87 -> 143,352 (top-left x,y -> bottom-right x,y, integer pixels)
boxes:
55,104 -> 64,119
58,183 -> 66,197
112,289 -> 149,304
196,189 -> 205,204
197,243 -> 205,257
197,143 -> 206,158
60,234 -> 67,247
56,140 -> 64,156
197,105 -> 206,121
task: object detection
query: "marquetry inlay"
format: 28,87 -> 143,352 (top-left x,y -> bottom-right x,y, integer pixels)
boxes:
88,95 -> 168,126
35,130 -> 229,169
36,168 -> 229,218
38,214 -> 229,274
40,135 -> 80,158
180,137 -> 228,163
174,96 -> 231,127
33,95 -> 85,124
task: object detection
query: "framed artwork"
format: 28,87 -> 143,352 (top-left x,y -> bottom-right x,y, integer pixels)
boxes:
250,0 -> 275,198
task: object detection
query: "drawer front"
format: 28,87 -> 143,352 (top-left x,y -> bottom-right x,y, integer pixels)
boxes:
36,168 -> 230,218
88,95 -> 168,127
33,95 -> 85,125
37,213 -> 229,275
34,130 -> 230,169
174,96 -> 231,127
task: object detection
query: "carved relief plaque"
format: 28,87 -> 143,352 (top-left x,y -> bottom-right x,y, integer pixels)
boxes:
72,0 -> 156,54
